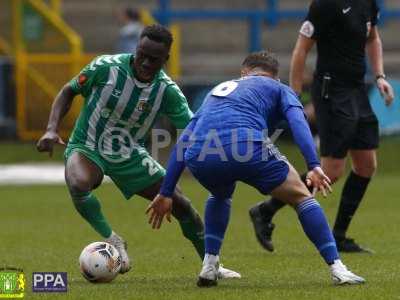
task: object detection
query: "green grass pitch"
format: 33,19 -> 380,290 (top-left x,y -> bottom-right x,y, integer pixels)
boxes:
1,139 -> 400,299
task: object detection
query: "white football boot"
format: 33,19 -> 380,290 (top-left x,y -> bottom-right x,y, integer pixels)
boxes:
330,260 -> 365,285
197,254 -> 219,287
105,232 -> 131,274
217,265 -> 241,279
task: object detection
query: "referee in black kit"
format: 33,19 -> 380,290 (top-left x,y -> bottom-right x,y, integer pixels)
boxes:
249,0 -> 395,253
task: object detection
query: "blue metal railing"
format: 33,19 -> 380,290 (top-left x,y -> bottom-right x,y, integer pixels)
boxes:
153,0 -> 400,52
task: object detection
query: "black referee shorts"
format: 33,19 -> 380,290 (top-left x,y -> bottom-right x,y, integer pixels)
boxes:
312,78 -> 379,159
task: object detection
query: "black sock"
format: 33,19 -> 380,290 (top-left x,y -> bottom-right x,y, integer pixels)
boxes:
333,171 -> 371,239
258,197 -> 286,222
258,172 -> 310,221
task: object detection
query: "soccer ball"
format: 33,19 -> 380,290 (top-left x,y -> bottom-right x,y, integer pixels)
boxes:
79,242 -> 121,283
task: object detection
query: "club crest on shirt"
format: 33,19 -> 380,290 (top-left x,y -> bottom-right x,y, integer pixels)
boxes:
137,100 -> 152,113
299,21 -> 315,38
100,107 -> 111,118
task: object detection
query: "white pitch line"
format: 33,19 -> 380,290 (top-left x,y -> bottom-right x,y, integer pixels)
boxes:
0,164 -> 111,185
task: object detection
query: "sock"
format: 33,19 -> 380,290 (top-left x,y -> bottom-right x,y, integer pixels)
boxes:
177,206 -> 205,259
258,173 -> 310,221
333,171 -> 371,239
204,195 -> 231,255
71,191 -> 112,238
258,198 -> 286,222
203,253 -> 219,266
296,197 -> 339,265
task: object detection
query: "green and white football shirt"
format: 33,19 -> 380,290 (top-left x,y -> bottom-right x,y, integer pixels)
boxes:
68,54 -> 193,152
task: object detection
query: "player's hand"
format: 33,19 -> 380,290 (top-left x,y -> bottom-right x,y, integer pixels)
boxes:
36,130 -> 66,157
306,166 -> 332,197
377,78 -> 395,106
146,194 -> 173,229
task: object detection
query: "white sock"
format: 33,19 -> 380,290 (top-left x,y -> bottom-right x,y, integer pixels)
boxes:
330,259 -> 346,271
203,253 -> 219,266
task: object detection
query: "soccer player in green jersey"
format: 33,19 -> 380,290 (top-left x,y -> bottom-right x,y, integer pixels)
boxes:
36,24 -> 240,278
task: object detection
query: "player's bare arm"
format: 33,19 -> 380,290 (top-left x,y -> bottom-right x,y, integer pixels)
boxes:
289,35 -> 315,94
36,83 -> 77,156
366,26 -> 395,105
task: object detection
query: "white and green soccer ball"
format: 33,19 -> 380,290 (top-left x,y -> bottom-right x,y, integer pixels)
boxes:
79,242 -> 121,283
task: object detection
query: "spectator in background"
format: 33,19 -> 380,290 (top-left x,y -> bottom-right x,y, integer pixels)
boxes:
115,7 -> 144,54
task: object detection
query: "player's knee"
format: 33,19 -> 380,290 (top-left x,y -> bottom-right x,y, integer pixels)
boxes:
289,185 -> 312,207
322,159 -> 346,183
65,174 -> 93,196
353,161 -> 377,178
279,178 -> 311,207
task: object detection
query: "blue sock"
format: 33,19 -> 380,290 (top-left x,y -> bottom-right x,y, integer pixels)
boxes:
204,195 -> 231,255
296,197 -> 339,264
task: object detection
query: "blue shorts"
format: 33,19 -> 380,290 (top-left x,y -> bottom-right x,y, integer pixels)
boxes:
185,141 -> 289,199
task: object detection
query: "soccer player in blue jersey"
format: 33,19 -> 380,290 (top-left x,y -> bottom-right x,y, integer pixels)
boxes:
146,51 -> 365,287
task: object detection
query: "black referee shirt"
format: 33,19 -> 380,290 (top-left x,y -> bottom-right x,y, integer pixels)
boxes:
299,0 -> 379,86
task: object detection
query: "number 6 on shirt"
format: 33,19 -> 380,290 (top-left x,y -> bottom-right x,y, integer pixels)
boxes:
212,81 -> 238,97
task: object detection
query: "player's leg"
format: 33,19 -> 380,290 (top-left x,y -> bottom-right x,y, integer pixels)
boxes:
65,151 -> 110,238
270,164 -> 365,285
332,150 -> 377,252
184,153 -> 242,287
332,88 -> 379,252
248,174 -> 307,252
198,192 -> 234,287
65,151 -> 131,273
249,82 -> 353,252
250,156 -> 345,247
197,186 -> 237,286
139,178 -> 240,281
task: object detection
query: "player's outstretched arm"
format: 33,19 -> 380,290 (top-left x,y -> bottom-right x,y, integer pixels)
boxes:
36,83 -> 77,156
285,106 -> 332,196
146,118 -> 197,228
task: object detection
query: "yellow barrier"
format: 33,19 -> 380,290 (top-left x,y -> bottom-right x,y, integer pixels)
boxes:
11,0 -> 83,140
0,37 -> 12,55
50,0 -> 62,14
1,1 -> 182,140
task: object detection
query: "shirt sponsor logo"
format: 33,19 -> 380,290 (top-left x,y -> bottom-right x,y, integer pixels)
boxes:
342,7 -> 351,14
32,272 -> 67,293
299,21 -> 314,38
0,268 -> 25,298
111,89 -> 122,98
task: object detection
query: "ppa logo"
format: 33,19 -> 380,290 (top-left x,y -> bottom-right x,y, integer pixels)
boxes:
32,272 -> 67,293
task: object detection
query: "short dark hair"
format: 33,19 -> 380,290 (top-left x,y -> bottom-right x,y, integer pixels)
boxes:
140,24 -> 173,50
242,51 -> 279,76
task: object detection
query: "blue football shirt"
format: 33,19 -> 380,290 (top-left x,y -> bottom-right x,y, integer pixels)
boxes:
187,75 -> 303,151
